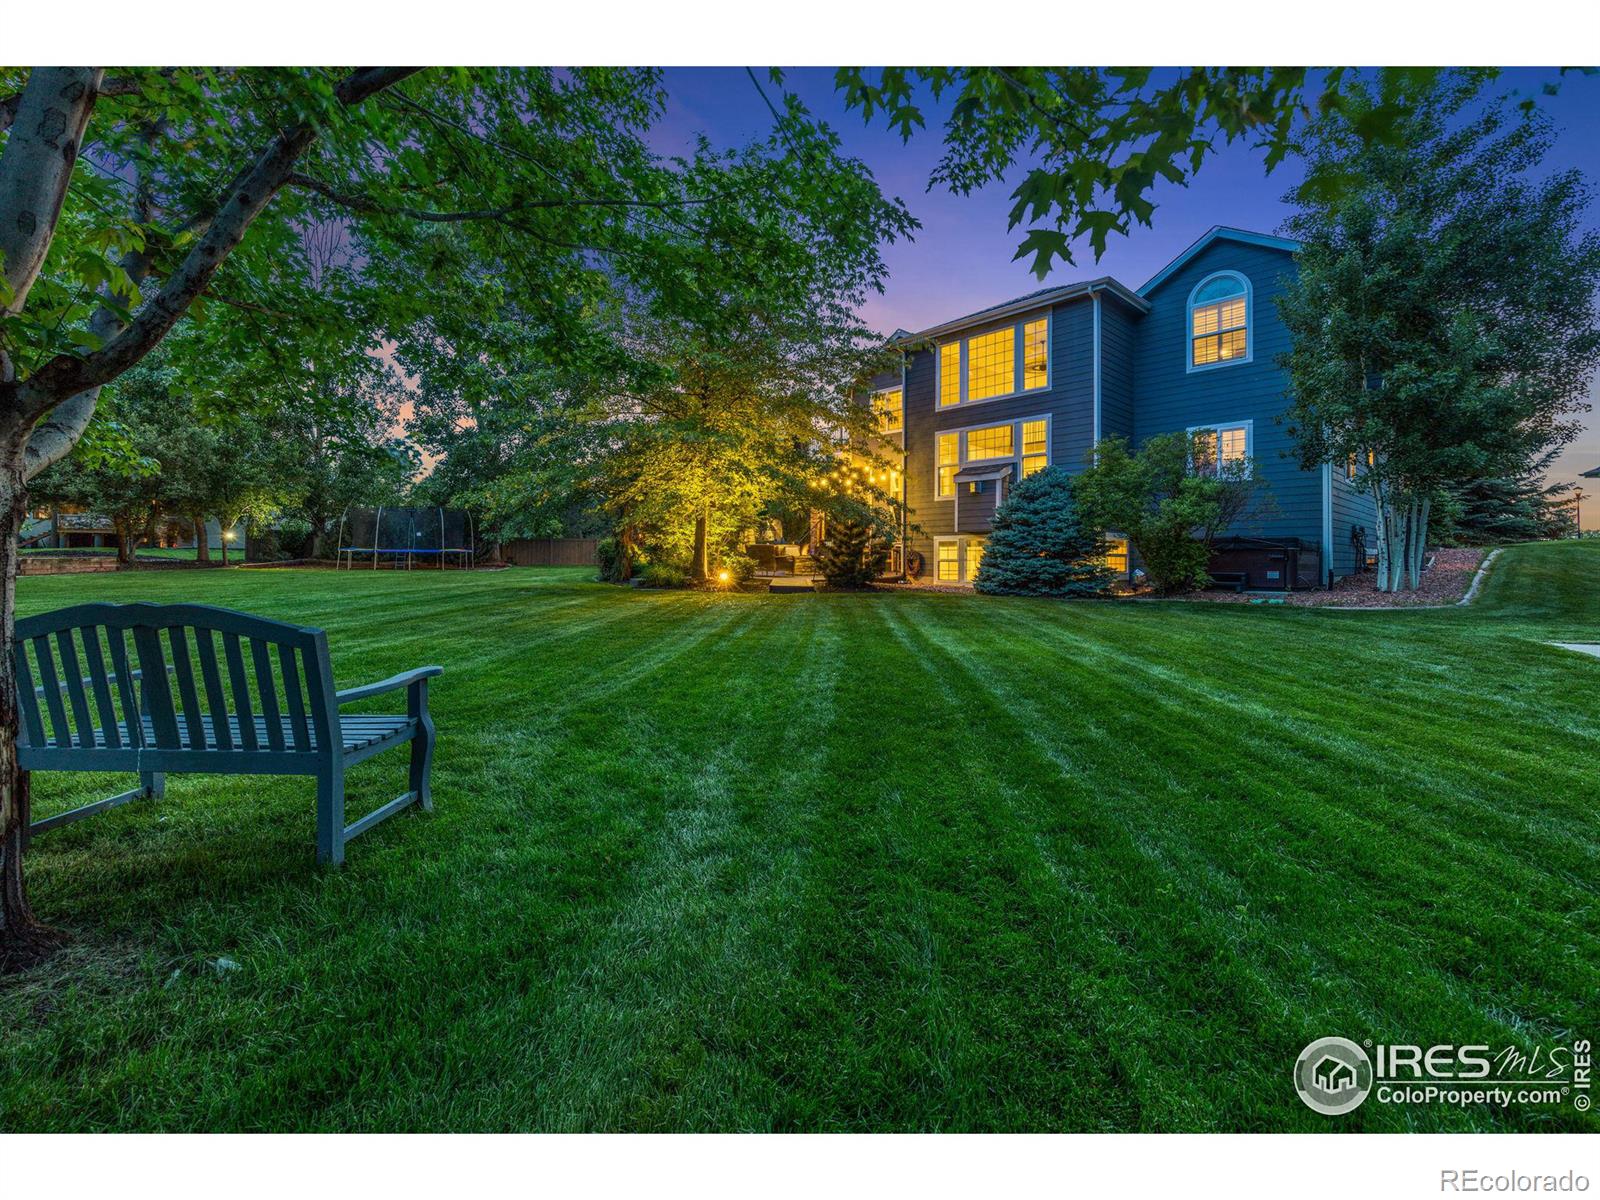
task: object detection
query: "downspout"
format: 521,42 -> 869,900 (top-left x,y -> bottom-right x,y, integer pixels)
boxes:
1320,462 -> 1334,588
899,348 -> 909,577
1091,288 -> 1103,454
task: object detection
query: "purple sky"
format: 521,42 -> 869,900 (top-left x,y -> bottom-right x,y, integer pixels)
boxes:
654,67 -> 1600,526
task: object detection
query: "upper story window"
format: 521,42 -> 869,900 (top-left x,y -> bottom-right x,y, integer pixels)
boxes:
934,414 -> 1051,498
1021,420 -> 1048,477
939,343 -> 961,408
1189,421 -> 1252,477
937,432 -> 958,497
872,387 -> 903,434
967,328 -> 1015,402
1188,272 -> 1250,370
936,311 -> 1052,407
965,423 -> 1014,461
1022,319 -> 1048,390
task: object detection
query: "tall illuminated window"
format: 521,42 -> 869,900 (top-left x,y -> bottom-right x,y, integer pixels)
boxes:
1190,423 -> 1250,477
966,539 -> 986,581
939,343 -> 960,408
1102,537 -> 1129,575
966,328 -> 1015,401
937,433 -> 958,497
1022,319 -> 1048,390
937,541 -> 960,581
965,423 -> 1013,461
1189,273 -> 1248,368
1021,420 -> 1048,476
872,388 -> 903,434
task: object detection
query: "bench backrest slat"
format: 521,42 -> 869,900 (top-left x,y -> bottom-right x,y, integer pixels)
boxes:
16,603 -> 332,762
193,630 -> 232,752
165,629 -> 207,750
222,633 -> 258,752
15,641 -> 46,748
80,628 -> 121,749
278,643 -> 312,752
54,630 -> 96,749
31,635 -> 71,749
251,637 -> 286,751
131,624 -> 182,748
106,627 -> 144,749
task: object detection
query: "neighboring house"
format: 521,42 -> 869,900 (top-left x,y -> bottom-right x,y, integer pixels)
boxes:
868,226 -> 1378,588
22,507 -> 246,555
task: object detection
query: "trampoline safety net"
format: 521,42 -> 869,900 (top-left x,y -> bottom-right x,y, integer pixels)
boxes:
335,506 -> 476,569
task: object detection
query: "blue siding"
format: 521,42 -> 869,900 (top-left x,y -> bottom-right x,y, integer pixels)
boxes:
1330,466 -> 1380,577
890,230 -> 1371,582
1133,240 -> 1324,551
901,298 -> 1095,554
1099,294 -> 1139,442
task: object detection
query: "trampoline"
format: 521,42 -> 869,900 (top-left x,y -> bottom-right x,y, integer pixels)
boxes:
335,506 -> 476,570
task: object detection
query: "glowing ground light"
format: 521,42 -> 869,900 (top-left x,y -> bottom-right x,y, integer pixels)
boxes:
717,570 -> 731,584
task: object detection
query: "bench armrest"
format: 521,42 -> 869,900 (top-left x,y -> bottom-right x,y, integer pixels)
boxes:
336,666 -> 443,706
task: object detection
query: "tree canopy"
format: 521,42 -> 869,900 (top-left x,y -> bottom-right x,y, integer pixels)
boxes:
1278,72 -> 1600,589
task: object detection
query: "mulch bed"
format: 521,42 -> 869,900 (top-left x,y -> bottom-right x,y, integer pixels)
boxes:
876,547 -> 1491,607
1193,547 -> 1488,608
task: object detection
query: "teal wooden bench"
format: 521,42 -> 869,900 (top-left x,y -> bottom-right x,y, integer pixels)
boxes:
15,602 -> 440,866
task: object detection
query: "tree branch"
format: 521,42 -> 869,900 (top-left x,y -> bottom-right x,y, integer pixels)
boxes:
18,67 -> 422,476
17,68 -> 421,423
0,68 -> 103,320
287,172 -> 709,220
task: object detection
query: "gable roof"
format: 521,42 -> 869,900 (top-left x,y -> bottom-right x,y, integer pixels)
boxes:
1138,227 -> 1301,297
899,277 -> 1149,346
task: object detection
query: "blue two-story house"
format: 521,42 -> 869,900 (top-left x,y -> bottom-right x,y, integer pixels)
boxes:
867,226 -> 1376,588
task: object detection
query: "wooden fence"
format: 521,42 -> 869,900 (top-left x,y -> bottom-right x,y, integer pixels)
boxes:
501,537 -> 599,567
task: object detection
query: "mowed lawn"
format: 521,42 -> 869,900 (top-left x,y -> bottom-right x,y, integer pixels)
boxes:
1,543 -> 1596,1132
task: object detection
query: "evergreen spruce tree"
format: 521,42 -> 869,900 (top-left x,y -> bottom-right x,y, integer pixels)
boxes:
816,516 -> 889,589
974,467 -> 1110,596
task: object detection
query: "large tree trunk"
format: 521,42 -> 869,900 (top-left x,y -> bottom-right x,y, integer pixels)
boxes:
191,513 -> 211,564
1372,482 -> 1430,593
0,453 -> 63,971
617,525 -> 636,582
690,506 -> 709,582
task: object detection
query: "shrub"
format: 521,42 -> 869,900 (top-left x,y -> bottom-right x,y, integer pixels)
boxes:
1073,433 -> 1264,595
716,552 -> 757,587
816,516 -> 889,589
637,562 -> 688,589
973,468 -> 1109,596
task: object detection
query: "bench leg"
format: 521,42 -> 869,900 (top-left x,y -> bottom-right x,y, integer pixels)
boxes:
140,770 -> 165,799
316,764 -> 346,867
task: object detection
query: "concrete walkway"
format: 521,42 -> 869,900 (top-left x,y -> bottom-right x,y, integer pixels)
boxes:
1549,643 -> 1600,660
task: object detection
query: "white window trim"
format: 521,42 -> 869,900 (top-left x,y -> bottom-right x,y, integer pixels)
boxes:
870,383 -> 905,444
934,309 -> 1052,409
1185,270 -> 1252,374
932,412 -> 1053,503
1186,419 -> 1254,479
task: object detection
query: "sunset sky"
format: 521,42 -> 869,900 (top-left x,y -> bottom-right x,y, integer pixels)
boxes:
652,67 -> 1600,527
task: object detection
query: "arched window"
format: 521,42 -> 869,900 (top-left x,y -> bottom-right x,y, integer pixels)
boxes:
1187,271 -> 1250,370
